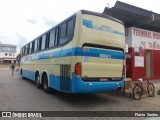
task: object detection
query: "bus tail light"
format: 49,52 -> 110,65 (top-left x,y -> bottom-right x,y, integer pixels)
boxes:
75,62 -> 81,76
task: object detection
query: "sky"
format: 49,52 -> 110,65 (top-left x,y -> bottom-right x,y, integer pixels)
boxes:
0,0 -> 160,52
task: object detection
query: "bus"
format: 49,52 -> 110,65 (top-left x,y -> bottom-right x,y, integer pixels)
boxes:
20,10 -> 125,94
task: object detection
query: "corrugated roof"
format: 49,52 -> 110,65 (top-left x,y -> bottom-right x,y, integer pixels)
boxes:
103,1 -> 160,32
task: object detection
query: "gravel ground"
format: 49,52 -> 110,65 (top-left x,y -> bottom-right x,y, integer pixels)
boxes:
0,70 -> 160,120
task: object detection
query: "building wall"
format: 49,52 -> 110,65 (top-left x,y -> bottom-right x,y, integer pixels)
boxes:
126,27 -> 160,81
0,44 -> 17,63
0,52 -> 16,58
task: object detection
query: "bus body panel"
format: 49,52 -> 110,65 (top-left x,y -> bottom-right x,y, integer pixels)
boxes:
74,12 -> 125,79
22,69 -> 35,81
71,73 -> 124,93
80,14 -> 124,48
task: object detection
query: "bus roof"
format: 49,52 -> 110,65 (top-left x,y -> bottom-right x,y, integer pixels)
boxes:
21,10 -> 124,49
81,10 -> 124,25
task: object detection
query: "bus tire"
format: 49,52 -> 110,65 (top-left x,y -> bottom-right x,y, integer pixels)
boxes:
35,73 -> 42,89
43,74 -> 50,93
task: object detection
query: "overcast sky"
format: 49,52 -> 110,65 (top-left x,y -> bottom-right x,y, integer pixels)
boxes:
0,0 -> 160,50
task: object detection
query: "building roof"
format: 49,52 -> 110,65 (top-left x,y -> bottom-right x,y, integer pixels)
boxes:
0,44 -> 16,53
103,1 -> 160,32
0,43 -> 16,48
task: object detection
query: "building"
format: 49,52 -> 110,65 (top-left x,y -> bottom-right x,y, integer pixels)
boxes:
125,27 -> 160,80
103,1 -> 160,80
0,43 -> 17,64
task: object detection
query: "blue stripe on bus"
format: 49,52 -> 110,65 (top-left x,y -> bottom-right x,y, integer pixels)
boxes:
21,69 -> 124,93
22,69 -> 35,81
83,19 -> 124,36
49,74 -> 60,91
71,73 -> 124,93
49,73 -> 124,93
38,47 -> 124,60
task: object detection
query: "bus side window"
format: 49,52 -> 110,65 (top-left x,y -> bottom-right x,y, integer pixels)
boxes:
29,42 -> 32,54
24,45 -> 27,55
24,46 -> 27,55
45,32 -> 50,49
67,19 -> 74,35
54,27 -> 59,47
34,39 -> 38,52
38,37 -> 42,51
31,41 -> 35,53
20,47 -> 23,55
27,44 -> 30,54
59,22 -> 67,45
41,35 -> 46,50
59,18 -> 74,45
49,29 -> 55,48
20,47 -> 23,54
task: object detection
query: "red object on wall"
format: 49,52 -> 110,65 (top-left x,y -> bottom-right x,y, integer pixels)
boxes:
153,50 -> 160,79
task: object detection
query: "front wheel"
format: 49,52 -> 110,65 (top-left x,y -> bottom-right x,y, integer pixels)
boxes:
133,84 -> 143,100
147,83 -> 155,97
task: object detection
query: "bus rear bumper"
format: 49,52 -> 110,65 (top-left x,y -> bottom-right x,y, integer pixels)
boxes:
71,73 -> 124,94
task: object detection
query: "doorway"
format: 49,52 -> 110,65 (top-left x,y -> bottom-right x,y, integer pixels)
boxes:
146,50 -> 153,78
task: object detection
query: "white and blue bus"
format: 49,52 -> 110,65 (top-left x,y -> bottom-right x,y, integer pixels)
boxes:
20,10 -> 125,93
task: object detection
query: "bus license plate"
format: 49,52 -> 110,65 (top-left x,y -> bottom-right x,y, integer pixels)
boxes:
100,78 -> 108,81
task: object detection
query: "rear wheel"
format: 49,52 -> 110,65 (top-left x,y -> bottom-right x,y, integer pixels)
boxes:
35,73 -> 42,89
133,84 -> 143,100
43,74 -> 50,93
147,83 -> 155,97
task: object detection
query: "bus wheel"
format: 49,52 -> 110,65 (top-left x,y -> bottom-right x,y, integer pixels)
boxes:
35,73 -> 42,89
43,74 -> 50,93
